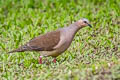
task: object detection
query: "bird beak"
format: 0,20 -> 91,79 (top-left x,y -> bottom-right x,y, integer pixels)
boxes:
87,23 -> 92,28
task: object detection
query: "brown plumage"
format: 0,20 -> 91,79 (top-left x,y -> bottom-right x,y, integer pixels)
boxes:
8,18 -> 92,64
9,30 -> 60,53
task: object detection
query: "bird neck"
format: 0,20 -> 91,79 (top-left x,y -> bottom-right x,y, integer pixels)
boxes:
68,22 -> 82,35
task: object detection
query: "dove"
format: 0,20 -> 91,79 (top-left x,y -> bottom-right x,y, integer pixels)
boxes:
9,18 -> 92,64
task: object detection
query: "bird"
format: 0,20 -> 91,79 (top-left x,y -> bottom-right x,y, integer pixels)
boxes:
8,18 -> 92,64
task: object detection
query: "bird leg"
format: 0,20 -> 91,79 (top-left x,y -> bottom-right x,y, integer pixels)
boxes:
39,56 -> 43,64
53,58 -> 56,63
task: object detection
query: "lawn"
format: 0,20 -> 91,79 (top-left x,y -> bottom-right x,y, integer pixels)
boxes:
0,0 -> 120,79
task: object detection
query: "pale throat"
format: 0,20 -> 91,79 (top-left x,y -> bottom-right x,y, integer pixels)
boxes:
68,22 -> 82,34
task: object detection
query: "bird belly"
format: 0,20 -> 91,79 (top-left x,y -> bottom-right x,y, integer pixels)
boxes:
40,50 -> 62,57
40,42 -> 70,57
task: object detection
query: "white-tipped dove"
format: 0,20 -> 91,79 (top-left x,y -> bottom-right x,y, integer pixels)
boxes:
9,18 -> 92,64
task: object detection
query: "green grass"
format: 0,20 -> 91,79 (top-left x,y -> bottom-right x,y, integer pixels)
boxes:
0,0 -> 120,79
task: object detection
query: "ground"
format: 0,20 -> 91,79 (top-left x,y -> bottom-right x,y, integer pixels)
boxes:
0,0 -> 120,80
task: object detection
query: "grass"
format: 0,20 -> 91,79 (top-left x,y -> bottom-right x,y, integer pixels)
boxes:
0,0 -> 120,79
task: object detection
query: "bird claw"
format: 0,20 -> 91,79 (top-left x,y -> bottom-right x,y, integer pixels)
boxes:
53,58 -> 56,63
39,56 -> 43,64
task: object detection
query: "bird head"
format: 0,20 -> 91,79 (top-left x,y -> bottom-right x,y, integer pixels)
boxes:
77,18 -> 92,28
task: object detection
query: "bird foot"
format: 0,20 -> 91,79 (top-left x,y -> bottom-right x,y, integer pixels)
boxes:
53,58 -> 56,63
39,56 -> 43,64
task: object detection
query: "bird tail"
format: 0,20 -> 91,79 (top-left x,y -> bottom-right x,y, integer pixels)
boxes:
8,49 -> 21,53
8,44 -> 29,53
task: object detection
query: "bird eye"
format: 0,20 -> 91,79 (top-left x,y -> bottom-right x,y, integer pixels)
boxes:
84,21 -> 87,23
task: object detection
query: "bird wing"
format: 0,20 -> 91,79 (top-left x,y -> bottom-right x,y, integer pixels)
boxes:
25,30 -> 61,51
